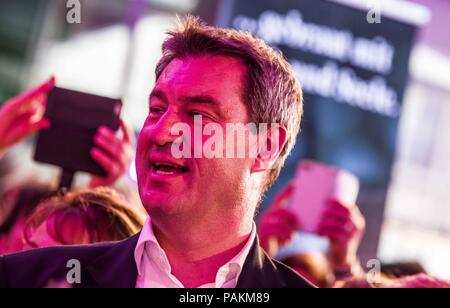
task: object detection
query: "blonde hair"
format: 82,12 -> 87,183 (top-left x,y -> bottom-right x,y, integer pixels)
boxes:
24,187 -> 143,246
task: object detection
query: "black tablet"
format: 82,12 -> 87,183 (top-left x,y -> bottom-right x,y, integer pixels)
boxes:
34,87 -> 122,177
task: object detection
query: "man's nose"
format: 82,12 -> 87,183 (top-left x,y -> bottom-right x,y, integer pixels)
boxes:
144,111 -> 184,147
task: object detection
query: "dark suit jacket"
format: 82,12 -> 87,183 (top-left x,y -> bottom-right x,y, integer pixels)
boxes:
0,233 -> 314,288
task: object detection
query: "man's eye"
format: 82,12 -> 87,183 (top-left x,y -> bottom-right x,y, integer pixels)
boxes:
149,107 -> 165,115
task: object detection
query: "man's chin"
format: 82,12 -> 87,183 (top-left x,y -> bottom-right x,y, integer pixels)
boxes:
141,193 -> 184,216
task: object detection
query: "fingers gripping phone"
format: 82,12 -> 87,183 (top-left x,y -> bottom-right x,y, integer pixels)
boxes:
33,87 -> 122,188
289,160 -> 360,234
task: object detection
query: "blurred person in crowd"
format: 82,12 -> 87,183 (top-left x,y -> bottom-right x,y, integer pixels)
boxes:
0,16 -> 314,288
280,251 -> 333,288
0,76 -> 134,189
0,78 -> 53,161
23,187 -> 143,249
259,181 -> 450,288
0,184 -> 54,255
259,180 -> 366,287
379,261 -> 426,278
0,185 -> 143,255
0,77 -> 135,255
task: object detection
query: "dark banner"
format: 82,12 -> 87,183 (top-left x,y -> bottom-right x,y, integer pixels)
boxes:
217,0 -> 417,261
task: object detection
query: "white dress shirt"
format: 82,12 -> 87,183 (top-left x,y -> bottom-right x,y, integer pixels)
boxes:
134,217 -> 256,288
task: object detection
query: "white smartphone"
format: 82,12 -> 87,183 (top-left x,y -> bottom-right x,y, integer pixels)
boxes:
289,160 -> 360,234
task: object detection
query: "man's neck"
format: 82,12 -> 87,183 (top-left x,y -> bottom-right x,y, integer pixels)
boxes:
151,215 -> 253,288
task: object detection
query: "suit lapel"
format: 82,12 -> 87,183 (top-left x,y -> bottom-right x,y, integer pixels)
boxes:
86,232 -> 140,288
236,236 -> 286,288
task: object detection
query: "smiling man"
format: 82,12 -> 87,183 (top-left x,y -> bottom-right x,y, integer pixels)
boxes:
0,16 -> 312,288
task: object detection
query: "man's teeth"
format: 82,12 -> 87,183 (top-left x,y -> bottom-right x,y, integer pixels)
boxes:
156,169 -> 175,175
153,163 -> 188,174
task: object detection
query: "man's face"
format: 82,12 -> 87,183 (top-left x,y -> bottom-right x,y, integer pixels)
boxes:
136,55 -> 255,218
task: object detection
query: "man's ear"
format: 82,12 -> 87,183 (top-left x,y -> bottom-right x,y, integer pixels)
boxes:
251,124 -> 287,173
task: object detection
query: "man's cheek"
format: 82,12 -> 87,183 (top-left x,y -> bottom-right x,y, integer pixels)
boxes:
135,155 -> 148,183
136,134 -> 150,166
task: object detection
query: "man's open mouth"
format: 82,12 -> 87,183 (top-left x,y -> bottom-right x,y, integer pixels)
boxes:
152,162 -> 189,175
